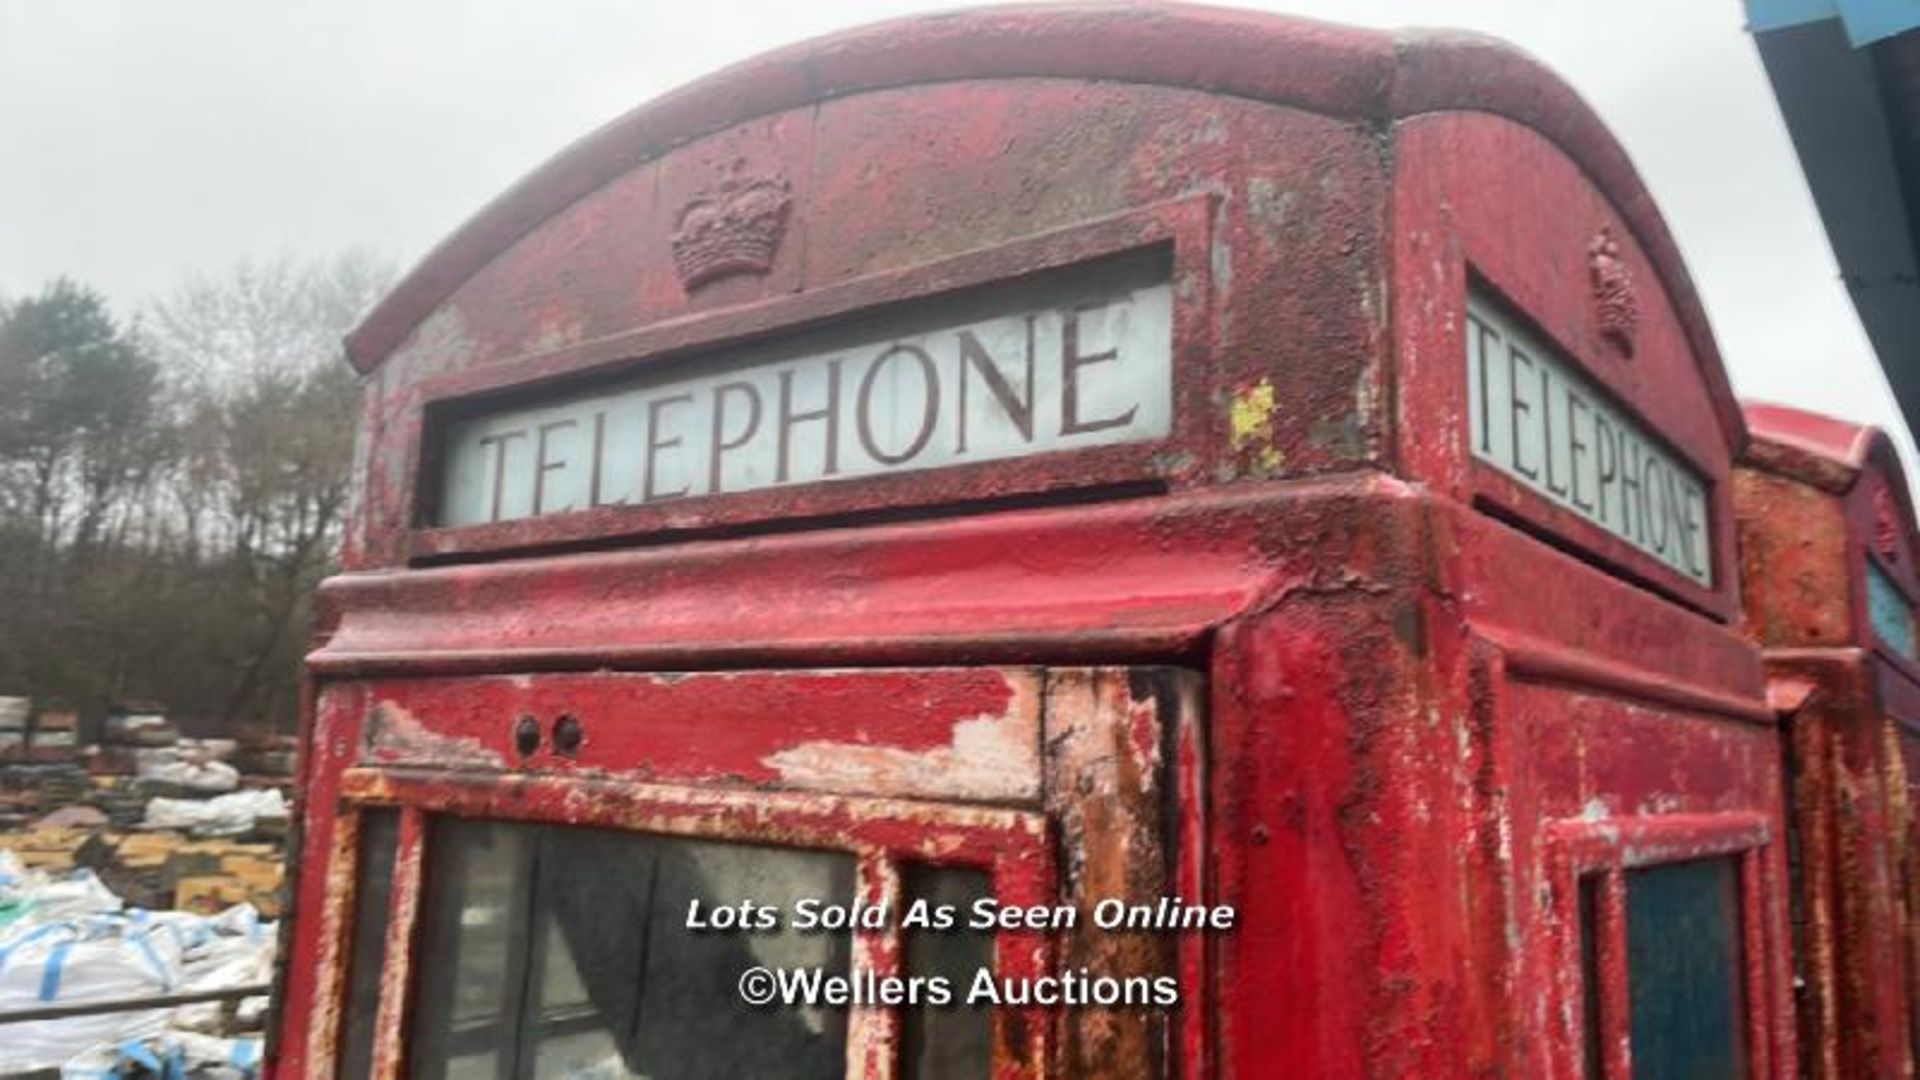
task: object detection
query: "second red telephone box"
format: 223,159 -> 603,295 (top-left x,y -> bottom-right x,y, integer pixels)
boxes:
1737,403 -> 1920,1079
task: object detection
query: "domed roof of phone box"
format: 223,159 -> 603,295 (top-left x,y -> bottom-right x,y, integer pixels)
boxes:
1745,402 -> 1912,496
343,0 -> 1744,457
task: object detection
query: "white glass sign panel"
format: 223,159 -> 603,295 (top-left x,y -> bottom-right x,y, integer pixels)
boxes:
436,257 -> 1173,527
1466,291 -> 1714,586
1867,561 -> 1916,660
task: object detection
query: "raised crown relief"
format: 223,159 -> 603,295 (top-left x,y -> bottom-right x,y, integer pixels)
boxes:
1587,226 -> 1639,358
670,159 -> 792,291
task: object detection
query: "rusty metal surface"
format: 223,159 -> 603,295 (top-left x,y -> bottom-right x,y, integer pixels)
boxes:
289,488 -> 1789,1080
1041,668 -> 1197,1078
1897,727 -> 1920,1078
1737,403 -> 1920,1080
340,75 -> 1381,570
366,807 -> 423,1080
1745,404 -> 1920,667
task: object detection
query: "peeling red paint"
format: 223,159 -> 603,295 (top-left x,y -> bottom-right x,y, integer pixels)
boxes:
362,699 -> 504,769
343,668 -> 1043,802
764,673 -> 1042,803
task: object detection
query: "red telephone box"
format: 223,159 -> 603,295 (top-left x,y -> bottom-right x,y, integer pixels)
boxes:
273,6 -> 1797,1078
1736,403 -> 1920,1079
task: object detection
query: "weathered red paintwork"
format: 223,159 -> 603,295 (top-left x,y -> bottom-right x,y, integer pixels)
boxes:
279,4 -> 1797,1077
1737,403 -> 1920,1079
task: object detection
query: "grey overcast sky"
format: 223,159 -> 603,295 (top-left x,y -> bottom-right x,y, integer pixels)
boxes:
1,0 -> 1906,468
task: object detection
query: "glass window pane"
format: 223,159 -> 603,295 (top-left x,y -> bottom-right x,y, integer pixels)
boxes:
1625,857 -> 1747,1080
338,809 -> 399,1080
409,818 -> 856,1080
1868,561 -> 1917,659
413,820 -> 537,1079
444,1051 -> 506,1080
530,828 -> 855,1079
900,865 -> 994,1080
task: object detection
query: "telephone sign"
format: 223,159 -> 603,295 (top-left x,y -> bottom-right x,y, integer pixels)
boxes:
1468,291 -> 1713,584
437,258 -> 1174,526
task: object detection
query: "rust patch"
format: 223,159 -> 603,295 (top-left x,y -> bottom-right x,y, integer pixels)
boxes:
368,810 -> 426,1080
362,700 -> 504,769
1044,667 -> 1185,1080
301,815 -> 360,1080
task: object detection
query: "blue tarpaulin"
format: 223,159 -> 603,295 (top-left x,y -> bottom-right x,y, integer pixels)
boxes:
1746,0 -> 1920,45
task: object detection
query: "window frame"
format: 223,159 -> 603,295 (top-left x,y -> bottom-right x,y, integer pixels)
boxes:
310,767 -> 1056,1080
1548,812 -> 1787,1080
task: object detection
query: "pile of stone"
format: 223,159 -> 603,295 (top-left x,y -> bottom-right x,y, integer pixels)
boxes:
0,697 -> 292,923
232,726 -> 296,782
7,829 -> 286,916
0,696 -> 81,765
0,763 -> 92,829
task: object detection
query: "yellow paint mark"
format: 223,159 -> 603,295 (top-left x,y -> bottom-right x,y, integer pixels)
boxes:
1230,378 -> 1284,474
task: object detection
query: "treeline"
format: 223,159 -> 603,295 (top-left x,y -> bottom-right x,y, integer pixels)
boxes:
0,253 -> 392,735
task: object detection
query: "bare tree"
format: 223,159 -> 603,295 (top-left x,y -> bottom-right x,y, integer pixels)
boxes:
147,249 -> 394,726
0,251 -> 393,732
149,249 -> 393,386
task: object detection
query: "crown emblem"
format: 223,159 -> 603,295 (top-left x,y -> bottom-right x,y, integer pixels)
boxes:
670,160 -> 792,291
1588,226 -> 1639,358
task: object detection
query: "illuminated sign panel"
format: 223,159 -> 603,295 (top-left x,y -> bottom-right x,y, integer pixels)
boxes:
435,258 -> 1173,527
1467,291 -> 1714,586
